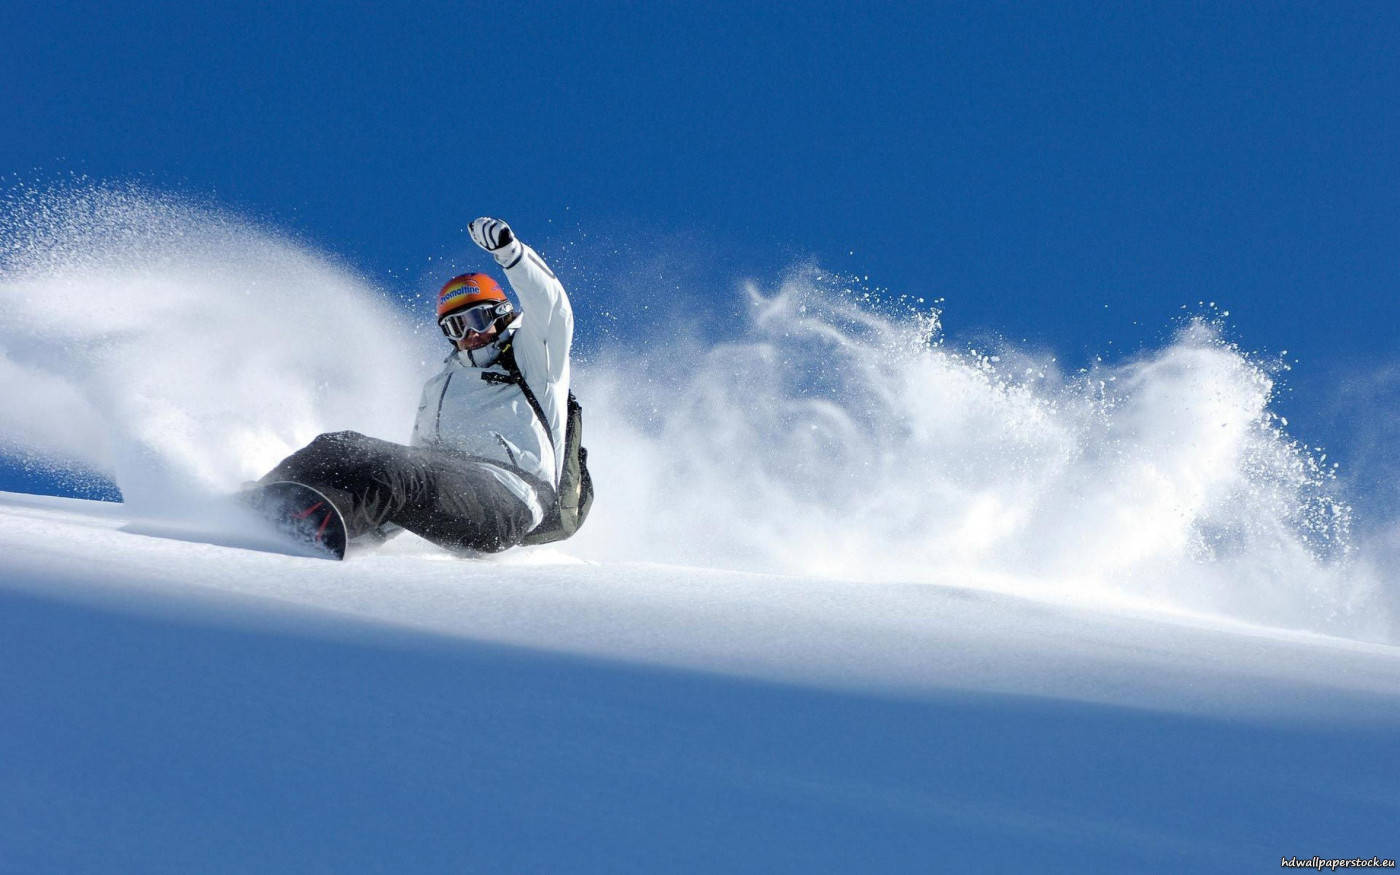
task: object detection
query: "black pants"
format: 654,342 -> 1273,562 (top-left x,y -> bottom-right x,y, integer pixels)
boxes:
260,431 -> 538,553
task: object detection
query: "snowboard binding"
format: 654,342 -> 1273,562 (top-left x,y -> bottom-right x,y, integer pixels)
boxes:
242,481 -> 348,560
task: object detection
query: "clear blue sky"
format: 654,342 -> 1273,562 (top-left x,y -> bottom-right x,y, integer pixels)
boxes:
3,1 -> 1397,497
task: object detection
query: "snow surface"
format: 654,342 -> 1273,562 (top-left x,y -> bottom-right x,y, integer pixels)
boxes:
3,490 -> 1398,873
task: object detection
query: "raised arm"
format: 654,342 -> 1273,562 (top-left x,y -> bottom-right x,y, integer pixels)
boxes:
469,217 -> 573,381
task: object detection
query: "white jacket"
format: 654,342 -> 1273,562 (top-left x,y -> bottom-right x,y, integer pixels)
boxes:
411,241 -> 573,528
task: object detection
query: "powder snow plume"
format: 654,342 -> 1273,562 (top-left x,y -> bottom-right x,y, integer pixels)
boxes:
0,182 -> 431,511
1,183 -> 1394,641
573,266 -> 1396,642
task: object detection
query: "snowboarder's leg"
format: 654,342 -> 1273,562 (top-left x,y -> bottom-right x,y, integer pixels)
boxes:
259,431 -> 534,552
258,431 -> 401,538
391,458 -> 536,553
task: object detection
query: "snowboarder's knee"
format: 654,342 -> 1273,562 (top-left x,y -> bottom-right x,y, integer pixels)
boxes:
311,430 -> 370,448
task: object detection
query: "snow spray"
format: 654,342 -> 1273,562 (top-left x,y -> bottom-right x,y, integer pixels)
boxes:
0,182 -> 429,512
574,266 -> 1393,640
0,183 -> 1392,641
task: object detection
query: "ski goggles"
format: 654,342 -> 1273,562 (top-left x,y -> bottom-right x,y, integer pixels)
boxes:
438,302 -> 501,340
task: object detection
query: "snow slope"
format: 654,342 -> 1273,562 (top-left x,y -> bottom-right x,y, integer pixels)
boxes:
3,490 -> 1398,873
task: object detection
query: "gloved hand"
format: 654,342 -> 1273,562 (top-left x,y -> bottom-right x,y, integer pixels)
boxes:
469,217 -> 522,266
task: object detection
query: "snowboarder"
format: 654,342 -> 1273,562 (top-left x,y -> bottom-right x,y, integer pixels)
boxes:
253,217 -> 577,554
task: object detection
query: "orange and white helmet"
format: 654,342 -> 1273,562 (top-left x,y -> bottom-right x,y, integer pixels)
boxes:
435,273 -> 515,341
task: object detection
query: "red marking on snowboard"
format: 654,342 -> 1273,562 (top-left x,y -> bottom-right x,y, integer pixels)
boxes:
242,482 -> 348,560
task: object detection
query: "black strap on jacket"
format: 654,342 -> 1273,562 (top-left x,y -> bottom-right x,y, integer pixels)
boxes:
479,342 -> 554,449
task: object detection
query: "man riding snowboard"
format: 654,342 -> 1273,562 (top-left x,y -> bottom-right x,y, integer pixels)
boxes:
256,216 -> 579,554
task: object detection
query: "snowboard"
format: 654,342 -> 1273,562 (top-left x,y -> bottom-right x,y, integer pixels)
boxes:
241,480 -> 348,560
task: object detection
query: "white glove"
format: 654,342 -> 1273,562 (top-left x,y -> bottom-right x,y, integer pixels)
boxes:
469,217 -> 522,267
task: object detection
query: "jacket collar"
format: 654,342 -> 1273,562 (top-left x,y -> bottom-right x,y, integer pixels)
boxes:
453,326 -> 515,369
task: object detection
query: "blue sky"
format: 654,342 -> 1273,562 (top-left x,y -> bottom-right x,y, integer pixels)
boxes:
3,1 -> 1398,503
